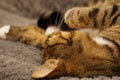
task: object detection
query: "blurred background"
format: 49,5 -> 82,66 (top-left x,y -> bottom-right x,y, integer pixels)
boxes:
0,0 -> 87,26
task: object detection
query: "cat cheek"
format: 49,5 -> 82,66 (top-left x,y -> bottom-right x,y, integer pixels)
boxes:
0,25 -> 11,39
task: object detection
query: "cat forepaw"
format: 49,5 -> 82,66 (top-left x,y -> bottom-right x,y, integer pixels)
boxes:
0,25 -> 10,39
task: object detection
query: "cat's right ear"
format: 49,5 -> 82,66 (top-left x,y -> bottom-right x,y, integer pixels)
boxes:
32,59 -> 66,79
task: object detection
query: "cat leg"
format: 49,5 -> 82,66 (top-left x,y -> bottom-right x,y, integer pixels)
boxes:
0,25 -> 47,48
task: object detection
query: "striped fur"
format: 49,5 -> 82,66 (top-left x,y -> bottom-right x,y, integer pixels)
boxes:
64,3 -> 120,30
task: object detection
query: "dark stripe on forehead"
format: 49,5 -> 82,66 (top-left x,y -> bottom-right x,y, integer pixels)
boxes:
109,13 -> 120,26
102,36 -> 120,53
110,4 -> 119,17
102,10 -> 108,27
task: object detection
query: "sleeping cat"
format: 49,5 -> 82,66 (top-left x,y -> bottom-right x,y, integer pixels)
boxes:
0,0 -> 120,79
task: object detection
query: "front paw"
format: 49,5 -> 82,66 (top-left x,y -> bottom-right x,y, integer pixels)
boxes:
46,32 -> 69,47
0,25 -> 10,39
46,32 -> 61,46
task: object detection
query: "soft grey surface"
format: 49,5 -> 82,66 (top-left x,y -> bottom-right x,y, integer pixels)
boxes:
0,40 -> 42,80
0,0 -> 120,80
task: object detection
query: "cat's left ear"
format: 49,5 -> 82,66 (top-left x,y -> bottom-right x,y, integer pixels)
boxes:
32,59 -> 66,79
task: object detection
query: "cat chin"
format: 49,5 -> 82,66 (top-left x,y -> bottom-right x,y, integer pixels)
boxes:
0,25 -> 10,39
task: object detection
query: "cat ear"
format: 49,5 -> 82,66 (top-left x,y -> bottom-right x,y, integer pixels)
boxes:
32,59 -> 65,78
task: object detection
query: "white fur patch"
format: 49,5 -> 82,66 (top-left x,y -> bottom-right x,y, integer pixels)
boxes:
93,37 -> 111,45
0,25 -> 10,39
45,26 -> 58,35
79,28 -> 100,37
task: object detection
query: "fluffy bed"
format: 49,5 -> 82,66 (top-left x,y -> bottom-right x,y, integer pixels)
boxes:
0,0 -> 120,80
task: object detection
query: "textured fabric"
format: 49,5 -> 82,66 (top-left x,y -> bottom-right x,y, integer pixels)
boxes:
0,40 -> 42,80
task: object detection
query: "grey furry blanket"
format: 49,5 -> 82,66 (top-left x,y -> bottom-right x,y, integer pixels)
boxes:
0,0 -> 120,80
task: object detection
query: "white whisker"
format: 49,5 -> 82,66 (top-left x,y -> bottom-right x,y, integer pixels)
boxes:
56,15 -> 64,31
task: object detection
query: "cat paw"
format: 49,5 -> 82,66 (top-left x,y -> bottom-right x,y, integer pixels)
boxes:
46,32 -> 68,46
46,32 -> 61,46
0,25 -> 10,39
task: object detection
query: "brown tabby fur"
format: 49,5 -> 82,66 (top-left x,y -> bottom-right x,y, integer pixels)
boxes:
1,0 -> 120,79
65,1 -> 120,30
5,25 -> 120,78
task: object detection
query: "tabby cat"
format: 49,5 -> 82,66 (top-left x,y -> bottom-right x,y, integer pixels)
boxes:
0,0 -> 120,79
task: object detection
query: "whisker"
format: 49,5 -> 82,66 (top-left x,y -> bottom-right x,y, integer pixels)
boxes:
49,17 -> 53,26
55,11 -> 59,27
56,14 -> 64,30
